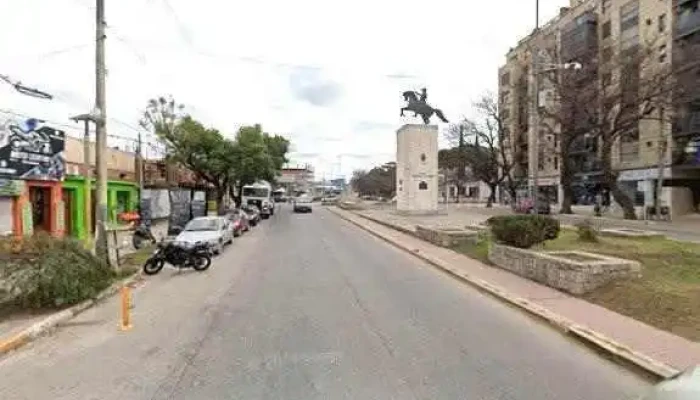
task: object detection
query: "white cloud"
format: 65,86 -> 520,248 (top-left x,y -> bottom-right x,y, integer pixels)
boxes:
1,0 -> 568,179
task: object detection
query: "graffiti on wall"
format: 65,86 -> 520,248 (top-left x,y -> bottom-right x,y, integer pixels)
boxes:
0,117 -> 65,181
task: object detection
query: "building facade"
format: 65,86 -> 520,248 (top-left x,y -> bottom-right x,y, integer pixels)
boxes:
277,165 -> 314,195
499,0 -> 700,218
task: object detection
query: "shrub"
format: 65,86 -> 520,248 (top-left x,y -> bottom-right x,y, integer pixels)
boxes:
488,215 -> 560,249
576,220 -> 599,242
0,233 -> 114,309
533,215 -> 561,241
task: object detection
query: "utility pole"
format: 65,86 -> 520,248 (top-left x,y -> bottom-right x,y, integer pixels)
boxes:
94,0 -> 109,262
531,0 -> 541,214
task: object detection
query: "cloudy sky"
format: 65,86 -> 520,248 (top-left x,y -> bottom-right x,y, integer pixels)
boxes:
0,0 -> 568,180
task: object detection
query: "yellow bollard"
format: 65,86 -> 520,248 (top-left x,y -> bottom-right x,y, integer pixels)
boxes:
120,286 -> 132,331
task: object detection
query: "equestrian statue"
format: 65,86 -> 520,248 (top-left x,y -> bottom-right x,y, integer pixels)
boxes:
400,88 -> 449,125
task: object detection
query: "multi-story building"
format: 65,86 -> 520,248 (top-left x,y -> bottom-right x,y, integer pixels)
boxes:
277,164 -> 314,195
499,0 -> 700,218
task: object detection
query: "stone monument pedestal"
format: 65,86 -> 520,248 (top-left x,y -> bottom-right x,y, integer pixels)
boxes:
396,124 -> 438,214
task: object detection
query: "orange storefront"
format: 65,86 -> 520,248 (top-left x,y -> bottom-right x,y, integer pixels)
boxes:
0,119 -> 66,238
13,180 -> 64,237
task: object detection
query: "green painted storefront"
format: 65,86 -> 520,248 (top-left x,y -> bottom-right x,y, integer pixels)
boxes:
62,176 -> 139,240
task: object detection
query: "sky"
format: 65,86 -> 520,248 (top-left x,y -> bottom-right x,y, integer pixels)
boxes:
0,0 -> 569,180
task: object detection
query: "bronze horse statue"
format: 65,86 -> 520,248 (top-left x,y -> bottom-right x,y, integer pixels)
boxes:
400,91 -> 449,124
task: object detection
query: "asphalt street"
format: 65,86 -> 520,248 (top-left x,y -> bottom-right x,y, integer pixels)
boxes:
0,205 -> 650,399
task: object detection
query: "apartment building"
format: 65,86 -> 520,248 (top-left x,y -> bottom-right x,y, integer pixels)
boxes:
499,0 -> 700,217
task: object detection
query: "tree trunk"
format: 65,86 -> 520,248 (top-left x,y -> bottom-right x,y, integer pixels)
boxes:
601,140 -> 637,220
486,183 -> 497,208
559,155 -> 574,214
216,187 -> 227,215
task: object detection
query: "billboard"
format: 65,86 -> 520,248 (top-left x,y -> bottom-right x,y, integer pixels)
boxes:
0,117 -> 66,181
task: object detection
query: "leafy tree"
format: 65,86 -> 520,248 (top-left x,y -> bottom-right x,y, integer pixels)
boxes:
140,97 -> 291,209
263,132 -> 291,173
229,125 -> 274,199
350,162 -> 396,198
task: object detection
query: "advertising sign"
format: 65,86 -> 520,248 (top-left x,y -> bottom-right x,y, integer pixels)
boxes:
0,118 -> 66,181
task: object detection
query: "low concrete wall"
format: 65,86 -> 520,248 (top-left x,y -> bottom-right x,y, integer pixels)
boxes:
600,228 -> 664,239
416,226 -> 478,248
488,243 -> 641,295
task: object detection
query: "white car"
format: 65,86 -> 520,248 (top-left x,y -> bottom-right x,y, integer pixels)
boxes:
293,195 -> 313,213
175,216 -> 233,255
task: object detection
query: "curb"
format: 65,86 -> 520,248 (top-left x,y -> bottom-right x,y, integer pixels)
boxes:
0,271 -> 143,357
328,207 -> 680,380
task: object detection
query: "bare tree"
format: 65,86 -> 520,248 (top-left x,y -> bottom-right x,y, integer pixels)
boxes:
539,37 -> 700,219
445,93 -> 519,207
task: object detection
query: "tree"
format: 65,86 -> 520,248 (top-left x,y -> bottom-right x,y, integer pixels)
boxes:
446,93 -> 519,207
350,163 -> 396,198
161,116 -> 233,205
140,95 -> 185,139
229,124 -> 275,200
263,133 -> 291,173
141,97 -> 291,210
539,38 -> 700,219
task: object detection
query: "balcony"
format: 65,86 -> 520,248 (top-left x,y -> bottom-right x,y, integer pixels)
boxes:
676,2 -> 700,40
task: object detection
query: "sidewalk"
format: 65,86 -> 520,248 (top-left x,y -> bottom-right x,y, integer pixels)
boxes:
330,207 -> 700,378
359,203 -> 700,243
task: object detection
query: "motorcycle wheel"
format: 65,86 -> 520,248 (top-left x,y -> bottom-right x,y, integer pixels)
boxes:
192,255 -> 212,271
143,259 -> 165,275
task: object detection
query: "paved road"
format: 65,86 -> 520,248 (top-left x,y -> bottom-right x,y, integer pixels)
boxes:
0,206 -> 649,399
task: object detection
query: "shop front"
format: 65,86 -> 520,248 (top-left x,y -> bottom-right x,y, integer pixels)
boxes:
0,118 -> 66,237
0,180 -> 25,236
62,176 -> 139,240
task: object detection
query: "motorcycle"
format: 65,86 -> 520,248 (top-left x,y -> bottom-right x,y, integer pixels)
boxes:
142,240 -> 212,275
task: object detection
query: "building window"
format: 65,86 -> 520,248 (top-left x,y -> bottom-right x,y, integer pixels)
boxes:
658,14 -> 666,33
420,153 -> 426,162
419,181 -> 428,190
620,1 -> 639,33
500,72 -> 511,86
602,46 -> 612,63
554,156 -> 559,170
659,43 -> 667,63
602,21 -> 612,38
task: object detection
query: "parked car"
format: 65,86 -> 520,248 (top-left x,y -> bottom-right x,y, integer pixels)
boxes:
293,195 -> 313,213
226,209 -> 250,237
514,196 -> 551,215
175,216 -> 232,255
241,205 -> 261,226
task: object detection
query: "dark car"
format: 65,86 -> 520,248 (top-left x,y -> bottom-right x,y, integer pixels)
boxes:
227,209 -> 250,237
241,205 -> 261,226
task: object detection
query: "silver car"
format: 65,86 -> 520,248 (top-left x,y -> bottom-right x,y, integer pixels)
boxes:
175,216 -> 233,255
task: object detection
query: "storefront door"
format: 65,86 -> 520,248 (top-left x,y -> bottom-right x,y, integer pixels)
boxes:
62,189 -> 74,237
29,186 -> 51,232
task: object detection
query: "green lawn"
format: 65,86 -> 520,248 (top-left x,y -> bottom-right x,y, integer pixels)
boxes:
454,229 -> 700,342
